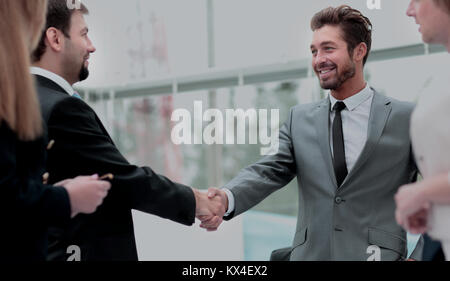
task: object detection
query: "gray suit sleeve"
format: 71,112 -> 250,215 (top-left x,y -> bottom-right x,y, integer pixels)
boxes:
223,108 -> 297,219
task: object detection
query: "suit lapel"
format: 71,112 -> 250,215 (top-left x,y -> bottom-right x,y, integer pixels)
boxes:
339,91 -> 392,189
314,98 -> 338,187
35,74 -> 116,145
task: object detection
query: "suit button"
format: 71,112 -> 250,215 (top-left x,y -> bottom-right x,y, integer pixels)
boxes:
335,197 -> 343,204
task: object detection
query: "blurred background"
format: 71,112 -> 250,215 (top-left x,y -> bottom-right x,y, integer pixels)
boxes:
75,0 -> 448,260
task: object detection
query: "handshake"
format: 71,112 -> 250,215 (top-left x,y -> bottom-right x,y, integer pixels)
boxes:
193,188 -> 229,231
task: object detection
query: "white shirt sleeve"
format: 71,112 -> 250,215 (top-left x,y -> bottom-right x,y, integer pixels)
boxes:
222,188 -> 235,216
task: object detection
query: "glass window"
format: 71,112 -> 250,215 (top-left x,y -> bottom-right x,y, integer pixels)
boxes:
82,0 -> 208,88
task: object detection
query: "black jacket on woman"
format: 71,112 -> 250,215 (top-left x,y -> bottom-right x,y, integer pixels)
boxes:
0,121 -> 71,261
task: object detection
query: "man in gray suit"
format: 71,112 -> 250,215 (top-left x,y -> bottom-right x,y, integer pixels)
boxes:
203,5 -> 423,261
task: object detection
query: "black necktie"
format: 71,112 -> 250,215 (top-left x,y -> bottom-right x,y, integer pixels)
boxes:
332,102 -> 348,187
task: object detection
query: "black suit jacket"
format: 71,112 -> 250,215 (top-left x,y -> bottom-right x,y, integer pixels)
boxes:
34,75 -> 196,261
0,122 -> 71,261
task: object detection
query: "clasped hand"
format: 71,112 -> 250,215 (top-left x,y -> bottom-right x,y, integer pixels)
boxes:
193,188 -> 228,231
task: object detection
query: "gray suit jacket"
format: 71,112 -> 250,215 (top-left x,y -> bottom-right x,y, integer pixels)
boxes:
223,91 -> 423,261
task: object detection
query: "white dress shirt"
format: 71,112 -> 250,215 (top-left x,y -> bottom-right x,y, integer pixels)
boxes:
329,84 -> 373,172
30,66 -> 75,96
410,71 -> 450,259
224,84 -> 374,216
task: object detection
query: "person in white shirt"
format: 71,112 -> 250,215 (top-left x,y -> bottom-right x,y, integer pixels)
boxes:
394,0 -> 450,260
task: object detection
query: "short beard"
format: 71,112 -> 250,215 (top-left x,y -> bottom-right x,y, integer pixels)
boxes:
79,65 -> 90,82
320,60 -> 356,90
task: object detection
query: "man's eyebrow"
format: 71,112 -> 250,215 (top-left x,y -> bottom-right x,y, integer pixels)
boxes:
311,41 -> 337,49
319,41 -> 337,46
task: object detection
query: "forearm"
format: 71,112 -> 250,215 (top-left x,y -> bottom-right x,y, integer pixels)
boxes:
132,169 -> 196,225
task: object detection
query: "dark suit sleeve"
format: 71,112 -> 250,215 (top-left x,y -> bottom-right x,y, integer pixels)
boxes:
47,97 -> 195,225
0,127 -> 71,226
223,108 -> 297,219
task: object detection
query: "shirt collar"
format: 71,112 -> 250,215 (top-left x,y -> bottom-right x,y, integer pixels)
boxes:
329,84 -> 373,112
30,66 -> 75,96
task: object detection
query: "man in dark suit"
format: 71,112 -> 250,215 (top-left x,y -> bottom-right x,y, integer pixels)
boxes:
31,0 -> 224,261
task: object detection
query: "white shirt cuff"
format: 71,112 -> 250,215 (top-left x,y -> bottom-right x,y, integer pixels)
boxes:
223,188 -> 235,216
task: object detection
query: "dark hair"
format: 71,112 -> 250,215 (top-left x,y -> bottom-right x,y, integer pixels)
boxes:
433,0 -> 450,15
32,0 -> 88,62
311,5 -> 373,66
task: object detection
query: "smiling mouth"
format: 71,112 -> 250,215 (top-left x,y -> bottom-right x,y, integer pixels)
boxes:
319,68 -> 334,74
317,67 -> 336,79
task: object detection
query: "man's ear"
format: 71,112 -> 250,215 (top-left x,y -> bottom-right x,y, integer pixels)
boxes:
353,42 -> 368,63
45,27 -> 65,53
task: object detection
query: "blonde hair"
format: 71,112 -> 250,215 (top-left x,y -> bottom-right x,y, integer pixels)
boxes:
0,0 -> 48,141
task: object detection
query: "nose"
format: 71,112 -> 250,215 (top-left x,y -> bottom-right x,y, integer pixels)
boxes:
313,51 -> 328,69
406,0 -> 415,18
87,36 -> 96,53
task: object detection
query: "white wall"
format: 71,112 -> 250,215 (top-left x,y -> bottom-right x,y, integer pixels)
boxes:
132,210 -> 244,261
